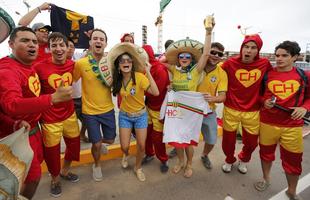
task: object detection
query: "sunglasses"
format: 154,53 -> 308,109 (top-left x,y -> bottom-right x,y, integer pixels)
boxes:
210,50 -> 224,58
178,53 -> 192,59
119,58 -> 133,64
37,28 -> 49,33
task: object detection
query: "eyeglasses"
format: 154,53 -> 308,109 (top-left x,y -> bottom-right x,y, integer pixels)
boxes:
210,50 -> 224,58
37,28 -> 49,33
178,53 -> 192,59
119,58 -> 133,64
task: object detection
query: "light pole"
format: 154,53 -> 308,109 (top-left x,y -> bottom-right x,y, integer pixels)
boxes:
304,43 -> 310,62
23,0 -> 31,13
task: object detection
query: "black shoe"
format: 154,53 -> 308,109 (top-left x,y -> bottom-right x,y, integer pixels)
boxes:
160,162 -> 169,173
168,148 -> 177,158
201,155 -> 212,169
60,172 -> 80,183
142,155 -> 154,165
50,181 -> 62,198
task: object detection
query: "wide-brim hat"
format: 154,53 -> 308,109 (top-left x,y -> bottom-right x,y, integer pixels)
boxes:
0,8 -> 15,43
107,42 -> 148,74
165,39 -> 204,65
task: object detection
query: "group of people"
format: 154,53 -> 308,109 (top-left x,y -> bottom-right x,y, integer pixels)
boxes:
0,2 -> 309,200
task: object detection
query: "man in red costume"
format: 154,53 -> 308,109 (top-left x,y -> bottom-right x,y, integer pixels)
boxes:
18,2 -> 52,64
0,26 -> 72,200
34,32 -> 80,198
254,41 -> 310,200
142,44 -> 170,173
221,34 -> 272,174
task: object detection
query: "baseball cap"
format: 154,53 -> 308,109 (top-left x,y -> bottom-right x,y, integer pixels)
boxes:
31,22 -> 52,32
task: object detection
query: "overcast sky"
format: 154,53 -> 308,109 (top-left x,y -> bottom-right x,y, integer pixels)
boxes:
1,0 -> 310,57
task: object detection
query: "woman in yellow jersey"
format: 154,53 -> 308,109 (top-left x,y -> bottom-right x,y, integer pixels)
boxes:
163,16 -> 215,178
109,43 -> 159,182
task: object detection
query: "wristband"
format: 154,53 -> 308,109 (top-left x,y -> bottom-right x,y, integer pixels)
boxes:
37,7 -> 41,13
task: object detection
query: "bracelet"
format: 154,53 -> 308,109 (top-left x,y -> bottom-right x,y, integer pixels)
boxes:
37,7 -> 41,13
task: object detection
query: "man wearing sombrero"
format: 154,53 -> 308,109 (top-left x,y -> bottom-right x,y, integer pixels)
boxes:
221,34 -> 272,174
163,16 -> 215,178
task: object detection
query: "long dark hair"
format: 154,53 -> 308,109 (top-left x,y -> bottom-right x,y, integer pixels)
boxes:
112,53 -> 136,96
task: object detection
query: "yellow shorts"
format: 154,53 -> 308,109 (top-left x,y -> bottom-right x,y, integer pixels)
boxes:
147,108 -> 163,132
41,112 -> 80,147
259,122 -> 303,153
223,106 -> 259,135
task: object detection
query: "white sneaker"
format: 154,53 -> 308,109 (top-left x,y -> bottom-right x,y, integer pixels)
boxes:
134,168 -> 146,182
238,161 -> 247,174
92,164 -> 103,182
121,154 -> 128,169
222,163 -> 232,173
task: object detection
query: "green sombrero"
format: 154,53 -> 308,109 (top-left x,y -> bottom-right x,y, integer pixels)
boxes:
0,7 -> 15,43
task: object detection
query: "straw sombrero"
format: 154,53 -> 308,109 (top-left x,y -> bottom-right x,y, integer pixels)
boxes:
0,8 -> 15,43
107,42 -> 148,74
165,39 -> 204,65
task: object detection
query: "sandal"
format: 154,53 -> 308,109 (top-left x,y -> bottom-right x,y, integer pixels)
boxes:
285,190 -> 301,200
254,180 -> 270,191
172,162 -> 184,174
184,165 -> 193,178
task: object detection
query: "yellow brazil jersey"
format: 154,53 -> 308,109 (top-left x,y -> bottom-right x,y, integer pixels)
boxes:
73,57 -> 114,115
197,62 -> 228,110
120,72 -> 150,113
171,64 -> 201,92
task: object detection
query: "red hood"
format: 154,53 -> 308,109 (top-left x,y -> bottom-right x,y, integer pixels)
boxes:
120,33 -> 134,43
239,34 -> 263,60
142,44 -> 156,63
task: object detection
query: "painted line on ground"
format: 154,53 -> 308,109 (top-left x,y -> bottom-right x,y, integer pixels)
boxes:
269,172 -> 310,200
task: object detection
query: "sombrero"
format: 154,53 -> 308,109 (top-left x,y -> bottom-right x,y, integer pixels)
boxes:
0,7 -> 15,43
165,39 -> 204,65
107,42 -> 148,74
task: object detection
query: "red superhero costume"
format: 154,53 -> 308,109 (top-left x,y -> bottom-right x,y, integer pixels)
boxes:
143,45 -> 170,164
34,58 -> 80,177
0,56 -> 52,182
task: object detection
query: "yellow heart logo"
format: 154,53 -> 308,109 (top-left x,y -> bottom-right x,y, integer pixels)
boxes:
48,72 -> 72,89
235,69 -> 261,88
28,73 -> 41,97
268,80 -> 300,100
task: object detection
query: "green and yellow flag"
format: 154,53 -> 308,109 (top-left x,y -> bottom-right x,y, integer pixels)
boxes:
160,0 -> 172,13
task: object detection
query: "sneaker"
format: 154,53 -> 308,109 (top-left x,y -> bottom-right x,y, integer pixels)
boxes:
142,155 -> 154,165
222,163 -> 232,173
237,161 -> 247,174
60,172 -> 80,183
121,154 -> 129,169
92,164 -> 103,182
168,148 -> 177,158
134,168 -> 146,182
160,161 -> 169,173
101,144 -> 109,155
201,155 -> 212,169
50,181 -> 61,198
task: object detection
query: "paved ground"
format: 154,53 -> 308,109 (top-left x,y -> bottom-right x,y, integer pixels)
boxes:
34,134 -> 310,200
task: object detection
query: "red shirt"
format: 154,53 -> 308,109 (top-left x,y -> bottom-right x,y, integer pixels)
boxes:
34,58 -> 75,123
143,45 -> 170,111
0,57 -> 52,130
0,110 -> 15,138
260,67 -> 310,127
33,43 -> 51,65
222,57 -> 272,111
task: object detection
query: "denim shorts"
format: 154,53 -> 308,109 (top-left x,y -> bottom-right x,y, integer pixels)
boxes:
82,109 -> 116,143
201,112 -> 218,145
119,110 -> 148,129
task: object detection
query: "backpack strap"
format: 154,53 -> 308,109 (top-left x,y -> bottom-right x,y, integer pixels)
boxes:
294,67 -> 308,106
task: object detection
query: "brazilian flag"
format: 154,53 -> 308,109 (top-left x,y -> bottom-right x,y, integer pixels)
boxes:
50,5 -> 94,49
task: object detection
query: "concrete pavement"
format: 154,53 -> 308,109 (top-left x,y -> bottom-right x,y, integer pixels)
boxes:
33,135 -> 310,200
